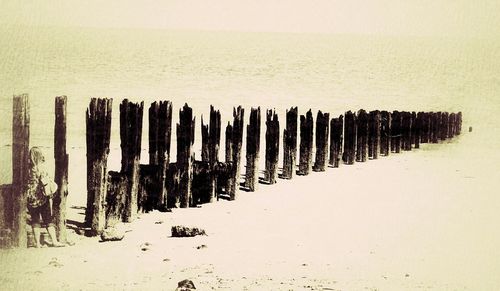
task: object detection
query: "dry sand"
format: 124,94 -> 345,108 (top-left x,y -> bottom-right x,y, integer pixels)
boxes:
1,129 -> 499,290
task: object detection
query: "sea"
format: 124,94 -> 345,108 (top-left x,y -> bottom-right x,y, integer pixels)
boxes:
1,25 -> 499,185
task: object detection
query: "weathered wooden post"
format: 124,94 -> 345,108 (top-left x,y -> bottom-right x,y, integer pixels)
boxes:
356,109 -> 368,162
282,107 -> 298,179
391,110 -> 402,153
443,112 -> 450,140
430,112 -> 438,143
329,115 -> 343,167
414,112 -> 422,149
229,106 -> 244,200
225,124 -> 233,164
402,111 -> 412,151
177,104 -> 195,208
207,106 -> 221,201
368,110 -> 381,159
420,112 -> 430,143
86,98 -> 112,234
457,112 -> 462,135
343,110 -> 356,164
148,101 -> 172,209
12,94 -> 29,247
120,99 -> 144,221
313,110 -> 329,171
53,96 -> 69,243
410,111 -> 418,148
265,109 -> 280,184
298,110 -> 313,175
245,107 -> 261,190
449,113 -> 456,137
379,110 -> 391,156
201,119 -> 210,162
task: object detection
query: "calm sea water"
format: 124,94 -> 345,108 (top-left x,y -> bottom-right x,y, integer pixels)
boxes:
1,26 -> 499,183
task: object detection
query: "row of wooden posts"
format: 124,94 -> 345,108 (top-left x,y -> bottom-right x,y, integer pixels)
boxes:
86,98 -> 463,236
0,94 -> 463,247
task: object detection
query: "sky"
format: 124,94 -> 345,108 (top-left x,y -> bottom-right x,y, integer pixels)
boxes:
1,0 -> 499,37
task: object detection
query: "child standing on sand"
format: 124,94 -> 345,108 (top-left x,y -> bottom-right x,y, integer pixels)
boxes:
25,147 -> 65,247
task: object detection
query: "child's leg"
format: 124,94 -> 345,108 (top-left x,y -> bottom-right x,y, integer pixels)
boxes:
41,202 -> 65,247
28,206 -> 42,247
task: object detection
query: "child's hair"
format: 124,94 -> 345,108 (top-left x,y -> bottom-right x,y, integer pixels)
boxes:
29,147 -> 45,171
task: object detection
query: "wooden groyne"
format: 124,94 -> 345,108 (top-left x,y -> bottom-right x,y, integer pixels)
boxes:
0,94 -> 464,245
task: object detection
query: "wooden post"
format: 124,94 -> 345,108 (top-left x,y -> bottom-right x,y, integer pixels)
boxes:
379,111 -> 391,156
402,111 -> 412,151
449,113 -> 456,137
177,104 -> 195,208
391,110 -> 402,152
313,110 -> 329,171
148,101 -> 172,208
201,118 -> 210,162
433,112 -> 440,143
225,123 -> 233,164
443,112 -> 450,140
342,110 -> 356,165
457,112 -> 462,135
120,99 -> 144,221
414,112 -> 423,149
329,115 -> 343,167
265,109 -> 280,184
410,111 -> 418,148
356,109 -> 368,162
207,106 -> 221,202
12,94 -> 29,248
245,107 -> 261,190
298,110 -> 313,175
85,98 -> 112,235
105,171 -> 127,227
368,110 -> 381,159
420,112 -> 429,143
53,96 -> 68,243
282,107 -> 298,179
229,106 -> 244,199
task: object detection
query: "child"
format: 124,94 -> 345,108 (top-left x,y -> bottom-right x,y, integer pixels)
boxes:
25,147 -> 65,247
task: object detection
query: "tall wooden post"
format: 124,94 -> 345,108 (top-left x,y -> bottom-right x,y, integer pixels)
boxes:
245,107 -> 261,191
120,99 -> 144,221
265,109 -> 279,184
313,110 -> 329,171
356,109 -> 368,162
343,110 -> 356,165
402,111 -> 412,151
420,112 -> 429,143
229,106 -> 244,200
148,101 -> 172,209
201,118 -> 210,162
457,112 -> 462,135
12,94 -> 29,248
282,107 -> 298,179
208,106 -> 221,201
298,110 -> 313,175
329,115 -> 343,167
177,104 -> 195,208
368,110 -> 381,159
414,112 -> 423,149
391,110 -> 402,152
86,98 -> 112,234
379,111 -> 391,156
54,96 -> 68,243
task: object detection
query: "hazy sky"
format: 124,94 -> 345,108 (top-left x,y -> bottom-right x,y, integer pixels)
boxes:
1,0 -> 499,37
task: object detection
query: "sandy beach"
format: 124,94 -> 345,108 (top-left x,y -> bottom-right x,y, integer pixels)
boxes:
1,126 -> 499,290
